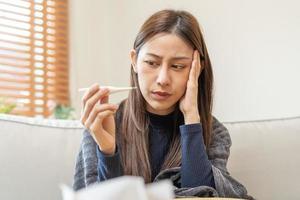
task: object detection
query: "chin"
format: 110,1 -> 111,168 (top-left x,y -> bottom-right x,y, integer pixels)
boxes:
147,100 -> 175,114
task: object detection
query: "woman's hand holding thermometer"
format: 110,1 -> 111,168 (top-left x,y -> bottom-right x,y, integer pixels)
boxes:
79,84 -> 136,155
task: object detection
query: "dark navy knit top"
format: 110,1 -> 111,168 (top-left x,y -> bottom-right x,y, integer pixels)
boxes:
96,110 -> 215,188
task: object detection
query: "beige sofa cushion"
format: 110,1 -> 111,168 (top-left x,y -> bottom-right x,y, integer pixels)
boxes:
0,114 -> 83,200
0,114 -> 299,200
226,117 -> 300,200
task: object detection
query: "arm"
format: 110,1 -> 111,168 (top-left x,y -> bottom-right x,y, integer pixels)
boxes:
96,145 -> 123,180
178,50 -> 215,188
180,123 -> 215,188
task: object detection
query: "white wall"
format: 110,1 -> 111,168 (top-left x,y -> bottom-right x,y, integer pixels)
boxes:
69,0 -> 300,122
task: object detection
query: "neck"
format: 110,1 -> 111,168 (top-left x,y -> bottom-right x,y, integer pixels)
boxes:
146,105 -> 176,116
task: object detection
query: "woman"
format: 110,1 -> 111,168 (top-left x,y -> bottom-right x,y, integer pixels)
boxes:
73,9 -> 254,199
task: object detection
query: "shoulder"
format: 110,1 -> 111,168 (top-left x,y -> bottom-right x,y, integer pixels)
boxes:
210,116 -> 232,147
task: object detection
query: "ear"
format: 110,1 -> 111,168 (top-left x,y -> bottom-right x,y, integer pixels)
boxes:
130,49 -> 138,73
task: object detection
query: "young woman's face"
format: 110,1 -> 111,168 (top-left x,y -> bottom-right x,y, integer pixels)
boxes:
131,33 -> 194,115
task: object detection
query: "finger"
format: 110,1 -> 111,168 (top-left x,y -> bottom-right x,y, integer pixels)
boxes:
100,95 -> 109,104
196,51 -> 203,79
80,88 -> 110,124
189,50 -> 200,84
192,50 -> 202,83
81,88 -> 110,124
194,50 -> 200,83
84,103 -> 118,128
90,111 -> 116,153
90,110 -> 115,135
81,83 -> 100,109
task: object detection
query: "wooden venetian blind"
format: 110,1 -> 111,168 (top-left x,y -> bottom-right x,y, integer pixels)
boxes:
0,0 -> 69,117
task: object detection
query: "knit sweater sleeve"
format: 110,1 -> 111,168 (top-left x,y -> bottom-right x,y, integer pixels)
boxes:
72,129 -> 99,191
96,145 -> 123,180
179,123 -> 215,188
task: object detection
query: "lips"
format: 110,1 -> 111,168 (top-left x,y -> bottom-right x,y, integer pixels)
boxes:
151,91 -> 171,100
153,91 -> 170,96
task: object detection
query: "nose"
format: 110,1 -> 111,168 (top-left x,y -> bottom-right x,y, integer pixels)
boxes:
156,65 -> 170,86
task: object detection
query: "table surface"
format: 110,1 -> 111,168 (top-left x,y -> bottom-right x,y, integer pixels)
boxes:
175,198 -> 244,200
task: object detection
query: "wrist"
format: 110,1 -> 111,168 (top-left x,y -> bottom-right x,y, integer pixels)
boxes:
184,112 -> 200,124
98,143 -> 116,155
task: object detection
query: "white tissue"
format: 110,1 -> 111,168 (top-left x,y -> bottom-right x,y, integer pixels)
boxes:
61,176 -> 174,200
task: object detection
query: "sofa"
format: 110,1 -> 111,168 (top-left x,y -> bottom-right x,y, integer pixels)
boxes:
0,113 -> 299,200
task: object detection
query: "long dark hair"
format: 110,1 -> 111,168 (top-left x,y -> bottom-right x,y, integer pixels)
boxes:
119,9 -> 214,183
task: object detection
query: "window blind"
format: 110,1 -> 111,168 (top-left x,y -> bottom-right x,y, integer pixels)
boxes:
0,0 -> 69,117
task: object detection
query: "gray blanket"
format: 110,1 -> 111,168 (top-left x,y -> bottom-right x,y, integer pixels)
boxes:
73,115 -> 254,199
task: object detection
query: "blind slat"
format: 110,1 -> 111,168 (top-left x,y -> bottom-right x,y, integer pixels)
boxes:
0,9 -> 30,18
0,69 -> 30,75
0,1 -> 31,9
0,61 -> 30,68
0,15 -> 30,24
0,54 -> 30,61
0,47 -> 30,54
0,88 -> 69,96
0,77 -> 30,84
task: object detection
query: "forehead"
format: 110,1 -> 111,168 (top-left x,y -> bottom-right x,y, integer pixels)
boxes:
140,33 -> 193,57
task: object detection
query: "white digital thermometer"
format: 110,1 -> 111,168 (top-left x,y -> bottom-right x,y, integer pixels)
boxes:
78,86 -> 137,94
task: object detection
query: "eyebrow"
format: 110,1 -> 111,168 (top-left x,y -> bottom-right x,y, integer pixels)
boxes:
146,53 -> 191,60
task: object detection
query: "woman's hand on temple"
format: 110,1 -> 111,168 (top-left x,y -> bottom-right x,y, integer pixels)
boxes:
179,50 -> 203,124
80,83 -> 119,155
